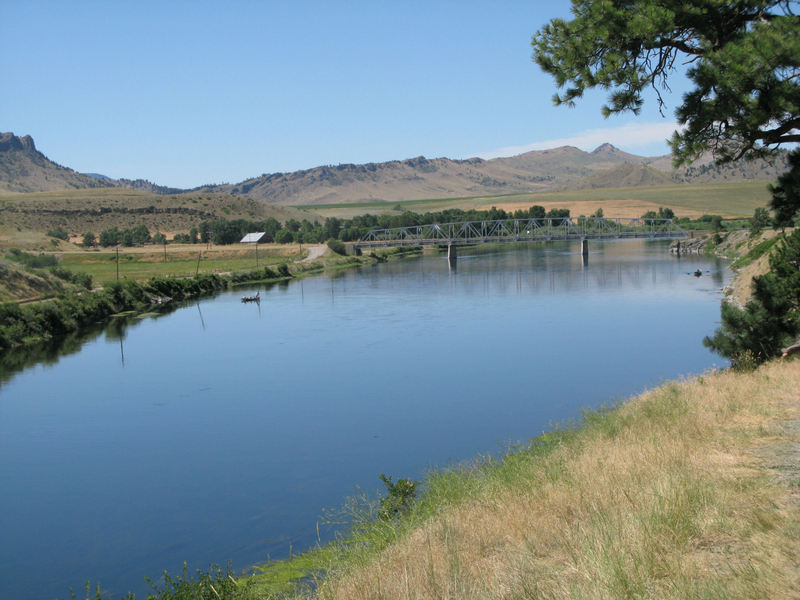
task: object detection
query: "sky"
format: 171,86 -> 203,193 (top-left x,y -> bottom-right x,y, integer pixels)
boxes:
1,1 -> 691,189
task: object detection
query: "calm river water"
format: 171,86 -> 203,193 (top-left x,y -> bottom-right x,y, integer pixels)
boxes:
0,240 -> 729,599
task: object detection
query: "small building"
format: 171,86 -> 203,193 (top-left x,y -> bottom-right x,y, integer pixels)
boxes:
240,232 -> 268,244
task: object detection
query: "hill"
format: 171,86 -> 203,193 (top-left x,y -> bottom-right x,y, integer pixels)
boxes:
0,133 -> 113,194
194,144 -> 788,206
0,133 -> 182,195
0,188 -> 315,247
0,132 -> 789,206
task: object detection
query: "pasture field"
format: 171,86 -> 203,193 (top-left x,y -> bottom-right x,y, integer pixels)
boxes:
57,243 -> 307,285
307,181 -> 772,220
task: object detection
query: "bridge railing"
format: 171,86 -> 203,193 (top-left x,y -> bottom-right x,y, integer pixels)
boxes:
357,217 -> 687,247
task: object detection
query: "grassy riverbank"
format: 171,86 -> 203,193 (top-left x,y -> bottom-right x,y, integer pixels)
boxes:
240,360 -> 799,599
0,246 -> 421,351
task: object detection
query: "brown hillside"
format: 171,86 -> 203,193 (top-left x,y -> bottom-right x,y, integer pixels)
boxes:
0,133 -> 789,206
0,133 -> 113,194
574,163 -> 673,189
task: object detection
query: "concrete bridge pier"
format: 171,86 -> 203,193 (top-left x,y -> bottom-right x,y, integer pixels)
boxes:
580,238 -> 589,256
447,244 -> 457,266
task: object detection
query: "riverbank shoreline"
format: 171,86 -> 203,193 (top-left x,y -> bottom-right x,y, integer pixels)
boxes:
0,244 -> 422,352
233,232 -> 799,598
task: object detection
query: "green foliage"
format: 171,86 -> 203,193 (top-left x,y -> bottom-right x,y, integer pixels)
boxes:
229,266 -> 279,284
769,148 -> 800,228
749,207 -> 771,237
6,248 -> 57,269
47,227 -> 69,241
66,580 -> 134,600
152,232 -> 167,245
144,562 -> 252,600
82,232 -> 96,248
705,230 -> 800,366
49,266 -> 93,290
642,207 -> 675,221
274,229 -> 294,244
378,474 -> 419,520
277,263 -> 291,278
0,274 -> 227,351
99,225 -> 151,247
731,235 -> 780,268
532,1 -> 800,165
546,207 -> 570,219
326,238 -> 347,255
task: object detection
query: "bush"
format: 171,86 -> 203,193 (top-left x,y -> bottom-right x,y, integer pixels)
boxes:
46,227 -> 69,241
6,249 -> 57,269
327,238 -> 347,255
49,266 -> 93,290
274,229 -> 294,244
378,473 -> 419,520
277,263 -> 291,278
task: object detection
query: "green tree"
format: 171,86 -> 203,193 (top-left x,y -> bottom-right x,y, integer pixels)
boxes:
274,229 -> 294,244
769,149 -> 800,228
704,230 -> 800,367
532,1 -> 800,165
81,232 -> 96,248
749,207 -> 772,237
533,2 -> 800,362
99,227 -> 121,247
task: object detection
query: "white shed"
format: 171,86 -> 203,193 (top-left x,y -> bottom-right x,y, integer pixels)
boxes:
240,232 -> 268,243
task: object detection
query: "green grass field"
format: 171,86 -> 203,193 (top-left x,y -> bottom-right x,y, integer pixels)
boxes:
58,245 -> 305,285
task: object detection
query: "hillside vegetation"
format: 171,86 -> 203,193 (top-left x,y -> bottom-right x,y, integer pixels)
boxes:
0,188 -> 316,245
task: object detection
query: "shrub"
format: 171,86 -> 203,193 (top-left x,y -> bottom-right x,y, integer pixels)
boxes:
327,238 -> 347,255
378,473 -> 419,520
46,227 -> 69,241
6,249 -> 57,269
274,229 -> 294,244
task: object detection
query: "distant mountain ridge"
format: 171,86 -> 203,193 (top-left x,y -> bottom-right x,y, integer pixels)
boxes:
0,133 -> 182,195
0,132 -> 789,203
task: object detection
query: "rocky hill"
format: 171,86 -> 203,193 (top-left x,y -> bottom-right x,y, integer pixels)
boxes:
0,133 -> 181,195
0,133 -> 113,193
1,132 -> 789,204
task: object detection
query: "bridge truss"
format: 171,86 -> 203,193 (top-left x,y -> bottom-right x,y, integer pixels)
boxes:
356,217 -> 687,248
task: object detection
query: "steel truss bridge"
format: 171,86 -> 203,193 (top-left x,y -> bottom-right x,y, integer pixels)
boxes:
355,217 -> 687,249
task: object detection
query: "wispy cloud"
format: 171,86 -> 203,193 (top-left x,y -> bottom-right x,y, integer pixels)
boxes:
477,121 -> 680,159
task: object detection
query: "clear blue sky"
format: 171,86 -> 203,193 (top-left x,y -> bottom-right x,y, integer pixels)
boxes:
1,1 -> 688,189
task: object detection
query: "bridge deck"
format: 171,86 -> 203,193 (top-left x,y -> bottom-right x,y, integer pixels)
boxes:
355,217 -> 687,249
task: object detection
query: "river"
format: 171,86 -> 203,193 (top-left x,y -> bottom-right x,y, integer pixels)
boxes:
0,240 -> 729,599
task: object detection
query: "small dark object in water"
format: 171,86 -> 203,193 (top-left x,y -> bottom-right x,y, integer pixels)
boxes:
693,269 -> 702,277
242,291 -> 261,303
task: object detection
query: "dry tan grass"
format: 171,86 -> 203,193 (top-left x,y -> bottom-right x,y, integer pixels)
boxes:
475,198 -> 710,219
317,362 -> 800,600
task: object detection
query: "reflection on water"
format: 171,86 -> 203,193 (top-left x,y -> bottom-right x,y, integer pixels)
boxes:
0,240 -> 730,599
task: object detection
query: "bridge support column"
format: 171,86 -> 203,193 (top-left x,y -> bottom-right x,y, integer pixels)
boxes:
447,244 -> 457,265
353,246 -> 362,256
580,238 -> 588,256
